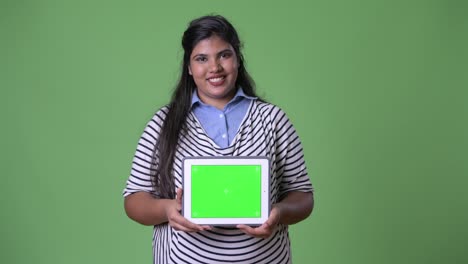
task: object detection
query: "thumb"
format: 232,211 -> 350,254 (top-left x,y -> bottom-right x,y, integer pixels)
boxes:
176,188 -> 183,205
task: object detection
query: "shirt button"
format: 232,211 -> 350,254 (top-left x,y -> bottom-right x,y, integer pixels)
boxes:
219,114 -> 224,118
222,134 -> 227,139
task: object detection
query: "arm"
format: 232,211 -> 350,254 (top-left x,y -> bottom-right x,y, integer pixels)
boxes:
237,191 -> 314,238
124,189 -> 211,232
124,192 -> 173,226
123,111 -> 210,232
238,107 -> 315,238
275,191 -> 314,225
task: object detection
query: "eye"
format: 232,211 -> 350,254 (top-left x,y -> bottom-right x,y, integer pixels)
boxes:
221,51 -> 233,59
195,56 -> 207,62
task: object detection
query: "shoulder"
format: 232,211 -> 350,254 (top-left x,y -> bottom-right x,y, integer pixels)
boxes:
252,100 -> 290,123
153,105 -> 170,120
140,105 -> 170,137
144,105 -> 169,126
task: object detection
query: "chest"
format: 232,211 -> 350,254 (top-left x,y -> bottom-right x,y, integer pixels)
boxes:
172,108 -> 282,202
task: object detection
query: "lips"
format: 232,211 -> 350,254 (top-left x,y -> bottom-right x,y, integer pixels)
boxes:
207,76 -> 226,86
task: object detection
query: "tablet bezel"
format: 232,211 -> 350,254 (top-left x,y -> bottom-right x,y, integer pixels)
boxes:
182,157 -> 270,226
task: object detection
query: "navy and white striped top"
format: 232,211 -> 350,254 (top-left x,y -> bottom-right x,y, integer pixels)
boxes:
123,99 -> 313,264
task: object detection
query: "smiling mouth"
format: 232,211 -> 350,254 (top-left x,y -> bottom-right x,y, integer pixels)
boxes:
208,76 -> 225,82
207,76 -> 226,86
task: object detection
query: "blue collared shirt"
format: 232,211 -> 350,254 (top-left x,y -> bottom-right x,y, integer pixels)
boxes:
191,88 -> 256,148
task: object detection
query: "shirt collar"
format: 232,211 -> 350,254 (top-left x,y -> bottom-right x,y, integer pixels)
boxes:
191,87 -> 257,108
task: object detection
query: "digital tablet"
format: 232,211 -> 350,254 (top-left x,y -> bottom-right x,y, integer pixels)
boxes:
182,157 -> 270,226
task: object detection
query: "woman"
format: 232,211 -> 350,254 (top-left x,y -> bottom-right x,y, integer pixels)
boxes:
123,15 -> 314,264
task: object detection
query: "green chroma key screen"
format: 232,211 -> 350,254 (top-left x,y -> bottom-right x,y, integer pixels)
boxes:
191,165 -> 261,218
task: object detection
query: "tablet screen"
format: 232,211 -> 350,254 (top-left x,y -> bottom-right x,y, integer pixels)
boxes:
191,165 -> 261,218
182,157 -> 270,226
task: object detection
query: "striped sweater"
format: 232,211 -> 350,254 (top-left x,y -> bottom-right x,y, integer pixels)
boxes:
123,100 -> 313,264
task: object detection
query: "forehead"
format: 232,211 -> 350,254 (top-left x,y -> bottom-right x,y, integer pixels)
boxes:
191,35 -> 234,55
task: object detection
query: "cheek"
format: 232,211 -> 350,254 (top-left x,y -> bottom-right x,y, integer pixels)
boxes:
190,66 -> 205,78
224,61 -> 239,73
232,58 -> 240,72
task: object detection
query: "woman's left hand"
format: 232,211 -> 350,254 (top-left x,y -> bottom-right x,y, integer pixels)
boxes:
237,191 -> 313,238
237,205 -> 281,239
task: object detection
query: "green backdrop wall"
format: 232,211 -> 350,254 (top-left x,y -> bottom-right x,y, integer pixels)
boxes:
1,0 -> 467,263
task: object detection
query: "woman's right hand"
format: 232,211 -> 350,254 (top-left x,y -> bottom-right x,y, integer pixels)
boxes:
165,188 -> 211,232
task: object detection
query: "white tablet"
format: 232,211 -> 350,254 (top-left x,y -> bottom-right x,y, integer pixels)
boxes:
182,157 -> 270,226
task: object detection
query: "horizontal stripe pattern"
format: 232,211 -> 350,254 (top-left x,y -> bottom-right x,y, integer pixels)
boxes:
123,100 -> 313,264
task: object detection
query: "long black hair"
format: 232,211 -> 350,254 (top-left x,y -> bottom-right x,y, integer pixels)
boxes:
154,15 -> 259,199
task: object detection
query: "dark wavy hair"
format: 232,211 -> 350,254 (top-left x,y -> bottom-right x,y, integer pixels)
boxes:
153,15 -> 259,198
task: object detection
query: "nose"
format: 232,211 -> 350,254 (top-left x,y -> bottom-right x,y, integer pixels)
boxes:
209,59 -> 222,72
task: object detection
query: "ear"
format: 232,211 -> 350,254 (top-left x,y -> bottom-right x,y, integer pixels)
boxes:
188,65 -> 192,75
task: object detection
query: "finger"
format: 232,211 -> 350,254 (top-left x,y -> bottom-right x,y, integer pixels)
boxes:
263,206 -> 279,228
171,221 -> 200,232
176,188 -> 183,205
170,219 -> 204,232
248,224 -> 272,238
167,203 -> 206,233
237,225 -> 270,238
237,224 -> 253,233
171,215 -> 205,232
263,218 -> 275,229
200,225 -> 213,231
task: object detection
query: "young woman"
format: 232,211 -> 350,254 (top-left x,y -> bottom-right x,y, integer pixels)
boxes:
123,15 -> 314,264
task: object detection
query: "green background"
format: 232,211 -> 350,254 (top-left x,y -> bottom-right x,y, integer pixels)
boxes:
1,0 -> 467,263
191,165 -> 261,218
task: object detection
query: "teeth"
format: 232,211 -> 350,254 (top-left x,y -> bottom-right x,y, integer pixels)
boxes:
208,77 -> 224,82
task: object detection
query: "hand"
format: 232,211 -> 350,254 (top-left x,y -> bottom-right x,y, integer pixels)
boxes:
237,204 -> 281,239
165,188 -> 211,232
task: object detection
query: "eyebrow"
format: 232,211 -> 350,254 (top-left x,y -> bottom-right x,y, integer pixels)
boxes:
191,48 -> 233,59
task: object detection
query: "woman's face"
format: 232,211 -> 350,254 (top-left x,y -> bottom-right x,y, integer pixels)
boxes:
188,35 -> 239,110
